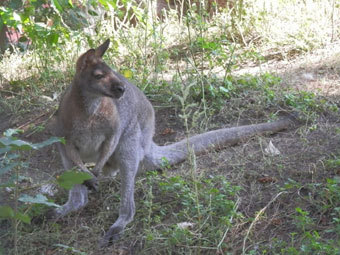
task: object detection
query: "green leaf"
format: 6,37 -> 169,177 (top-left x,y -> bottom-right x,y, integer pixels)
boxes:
3,129 -> 22,137
219,86 -> 230,94
47,32 -> 59,45
33,137 -> 61,149
6,153 -> 19,160
14,212 -> 31,224
0,137 -> 35,150
0,162 -> 19,175
68,0 -> 74,8
87,9 -> 98,16
51,0 -> 63,12
0,205 -> 14,219
98,0 -> 109,9
19,194 -> 60,208
333,176 -> 340,184
8,0 -> 23,9
0,147 -> 11,154
0,136 -> 61,151
0,181 -> 15,188
57,170 -> 92,190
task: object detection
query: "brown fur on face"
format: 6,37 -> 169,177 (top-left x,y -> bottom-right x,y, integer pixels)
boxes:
74,47 -> 125,100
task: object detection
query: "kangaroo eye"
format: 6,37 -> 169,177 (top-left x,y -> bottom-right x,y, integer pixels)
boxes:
94,74 -> 104,79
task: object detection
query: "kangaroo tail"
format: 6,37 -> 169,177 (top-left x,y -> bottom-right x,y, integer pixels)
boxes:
143,117 -> 295,170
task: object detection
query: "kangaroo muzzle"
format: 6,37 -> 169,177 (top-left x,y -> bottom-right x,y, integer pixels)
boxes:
112,83 -> 125,98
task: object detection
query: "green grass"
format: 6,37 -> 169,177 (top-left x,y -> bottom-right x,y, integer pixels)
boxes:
269,177 -> 340,255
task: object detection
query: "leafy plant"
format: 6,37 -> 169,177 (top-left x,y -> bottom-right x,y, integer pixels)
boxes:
0,128 -> 101,254
136,171 -> 241,254
270,177 -> 340,254
0,0 -> 69,48
54,243 -> 87,255
56,170 -> 92,190
0,129 -> 61,254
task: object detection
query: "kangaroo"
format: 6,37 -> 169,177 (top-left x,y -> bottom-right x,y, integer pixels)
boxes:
53,39 -> 295,247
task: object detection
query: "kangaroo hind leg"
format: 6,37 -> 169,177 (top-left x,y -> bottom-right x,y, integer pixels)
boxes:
99,135 -> 142,247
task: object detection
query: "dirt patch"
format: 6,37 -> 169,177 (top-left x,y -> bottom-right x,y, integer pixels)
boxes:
236,42 -> 340,97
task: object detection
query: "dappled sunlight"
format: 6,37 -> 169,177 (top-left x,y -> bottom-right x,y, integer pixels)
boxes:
232,42 -> 340,97
0,51 -> 37,82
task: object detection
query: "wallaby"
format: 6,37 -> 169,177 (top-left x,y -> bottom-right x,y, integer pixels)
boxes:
53,39 -> 295,247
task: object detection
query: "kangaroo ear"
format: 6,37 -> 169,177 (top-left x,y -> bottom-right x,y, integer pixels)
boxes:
95,39 -> 110,58
76,49 -> 96,72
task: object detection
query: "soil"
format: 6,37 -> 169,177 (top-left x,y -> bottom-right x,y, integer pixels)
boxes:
1,42 -> 340,254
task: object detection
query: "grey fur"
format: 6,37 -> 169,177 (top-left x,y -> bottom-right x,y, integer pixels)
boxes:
53,40 -> 294,247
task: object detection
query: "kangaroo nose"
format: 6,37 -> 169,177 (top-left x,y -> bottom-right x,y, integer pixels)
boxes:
116,85 -> 125,93
113,84 -> 125,98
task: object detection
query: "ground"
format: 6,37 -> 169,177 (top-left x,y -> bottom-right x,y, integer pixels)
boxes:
1,41 -> 340,254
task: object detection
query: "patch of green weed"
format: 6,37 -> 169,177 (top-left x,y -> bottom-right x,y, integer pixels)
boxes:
269,177 -> 340,254
129,171 -> 241,254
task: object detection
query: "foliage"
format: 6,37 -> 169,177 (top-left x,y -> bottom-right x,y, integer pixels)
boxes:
133,171 -> 241,253
18,194 -> 60,208
56,170 -> 92,190
269,177 -> 340,254
0,0 -> 69,48
54,244 -> 87,255
0,129 -> 61,254
0,129 -> 97,254
0,129 -> 61,184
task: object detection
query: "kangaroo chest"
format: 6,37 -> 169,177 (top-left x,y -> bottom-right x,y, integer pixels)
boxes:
59,93 -> 119,162
69,111 -> 118,162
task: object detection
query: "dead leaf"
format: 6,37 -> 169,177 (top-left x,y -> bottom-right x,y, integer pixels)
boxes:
161,128 -> 175,135
257,176 -> 278,184
177,222 -> 195,229
115,248 -> 129,255
45,249 -> 56,255
320,215 -> 329,225
265,141 -> 281,156
271,218 -> 283,226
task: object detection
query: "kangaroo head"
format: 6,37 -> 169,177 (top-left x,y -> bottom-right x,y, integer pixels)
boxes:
75,39 -> 125,99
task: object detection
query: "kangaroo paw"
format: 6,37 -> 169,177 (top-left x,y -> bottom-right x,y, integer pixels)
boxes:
99,226 -> 123,248
45,207 -> 63,220
84,177 -> 99,191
